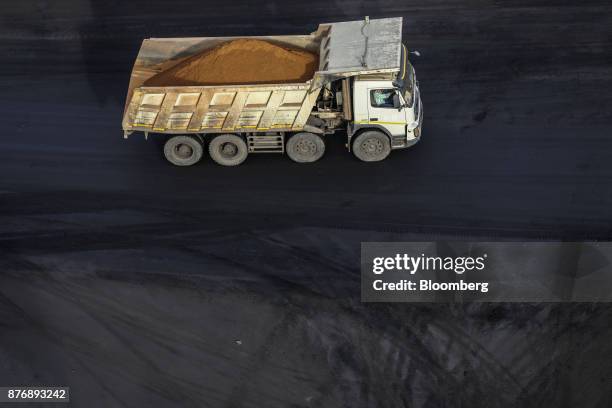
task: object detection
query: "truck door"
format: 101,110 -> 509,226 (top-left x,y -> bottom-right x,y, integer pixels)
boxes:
367,88 -> 407,137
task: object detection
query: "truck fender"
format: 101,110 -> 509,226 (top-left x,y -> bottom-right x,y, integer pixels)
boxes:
303,124 -> 325,134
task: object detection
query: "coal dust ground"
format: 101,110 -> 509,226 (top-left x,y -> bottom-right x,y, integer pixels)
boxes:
1,1 -> 612,407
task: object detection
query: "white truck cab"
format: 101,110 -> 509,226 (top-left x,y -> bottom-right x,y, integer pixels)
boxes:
316,17 -> 423,161
352,77 -> 422,149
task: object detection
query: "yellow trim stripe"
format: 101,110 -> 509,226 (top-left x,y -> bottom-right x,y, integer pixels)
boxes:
354,120 -> 407,125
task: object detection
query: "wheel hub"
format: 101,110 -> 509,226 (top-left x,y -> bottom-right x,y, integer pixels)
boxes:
220,142 -> 238,158
296,140 -> 317,155
175,143 -> 194,159
361,138 -> 383,155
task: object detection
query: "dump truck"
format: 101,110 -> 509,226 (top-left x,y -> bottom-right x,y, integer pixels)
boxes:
122,16 -> 423,166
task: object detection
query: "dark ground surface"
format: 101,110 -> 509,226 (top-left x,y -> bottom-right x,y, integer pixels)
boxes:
1,1 -> 612,407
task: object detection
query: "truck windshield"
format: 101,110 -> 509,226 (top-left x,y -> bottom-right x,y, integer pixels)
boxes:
397,44 -> 415,107
403,62 -> 415,106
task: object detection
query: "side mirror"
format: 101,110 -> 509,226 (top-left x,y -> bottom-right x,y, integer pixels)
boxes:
393,93 -> 401,109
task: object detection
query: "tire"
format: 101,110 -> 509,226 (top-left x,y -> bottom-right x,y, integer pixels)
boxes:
286,132 -> 325,163
352,130 -> 391,162
163,135 -> 204,166
208,134 -> 248,166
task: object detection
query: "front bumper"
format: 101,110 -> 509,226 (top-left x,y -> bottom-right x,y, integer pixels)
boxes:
398,90 -> 423,149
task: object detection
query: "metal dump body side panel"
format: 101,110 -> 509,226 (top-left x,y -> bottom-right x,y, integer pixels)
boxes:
123,84 -> 321,134
123,33 -> 325,116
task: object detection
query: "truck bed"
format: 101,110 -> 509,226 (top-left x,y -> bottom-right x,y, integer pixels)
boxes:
122,17 -> 402,135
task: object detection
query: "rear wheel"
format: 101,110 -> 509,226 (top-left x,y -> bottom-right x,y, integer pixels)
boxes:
163,135 -> 204,166
208,134 -> 248,166
286,132 -> 325,163
352,130 -> 391,162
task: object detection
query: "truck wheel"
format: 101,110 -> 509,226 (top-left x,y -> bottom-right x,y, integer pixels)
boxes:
163,135 -> 204,166
352,130 -> 391,162
208,134 -> 248,166
286,132 -> 325,163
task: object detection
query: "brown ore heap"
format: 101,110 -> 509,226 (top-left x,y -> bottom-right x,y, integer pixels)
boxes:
143,39 -> 318,87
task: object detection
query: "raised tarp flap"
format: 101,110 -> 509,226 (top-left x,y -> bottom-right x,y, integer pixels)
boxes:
319,17 -> 402,74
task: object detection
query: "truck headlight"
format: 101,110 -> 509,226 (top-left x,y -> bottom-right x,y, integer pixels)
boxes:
407,121 -> 419,131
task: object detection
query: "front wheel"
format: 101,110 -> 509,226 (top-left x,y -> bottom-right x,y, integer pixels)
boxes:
352,130 -> 391,162
208,134 -> 248,166
163,135 -> 204,166
286,132 -> 325,163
